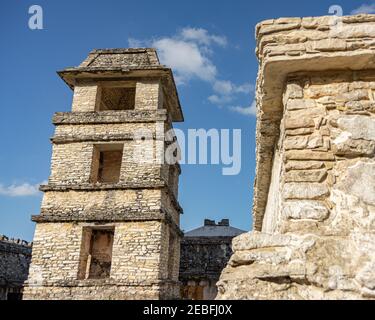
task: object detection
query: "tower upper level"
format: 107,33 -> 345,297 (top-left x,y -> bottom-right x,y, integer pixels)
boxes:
57,48 -> 183,122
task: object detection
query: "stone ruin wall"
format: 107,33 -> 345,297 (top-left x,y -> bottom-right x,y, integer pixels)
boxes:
263,70 -> 375,235
217,15 -> 375,299
0,236 -> 32,300
179,236 -> 234,300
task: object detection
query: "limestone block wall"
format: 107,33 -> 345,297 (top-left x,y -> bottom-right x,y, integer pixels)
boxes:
135,81 -> 163,110
262,70 -> 375,236
217,15 -> 375,300
111,221 -> 165,282
27,223 -> 82,283
71,84 -> 100,112
24,221 -> 180,300
49,143 -> 94,184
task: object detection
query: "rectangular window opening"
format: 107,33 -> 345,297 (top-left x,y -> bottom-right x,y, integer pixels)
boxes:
91,144 -> 123,184
78,227 -> 114,280
97,86 -> 136,111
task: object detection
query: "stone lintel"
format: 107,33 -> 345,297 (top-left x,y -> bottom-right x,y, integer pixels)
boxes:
53,110 -> 168,125
40,182 -> 165,191
50,133 -> 181,144
31,211 -> 164,223
51,133 -> 153,143
31,209 -> 183,237
24,279 -> 181,288
39,183 -> 183,214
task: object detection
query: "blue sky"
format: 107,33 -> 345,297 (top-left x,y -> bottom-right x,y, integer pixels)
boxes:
0,0 -> 371,241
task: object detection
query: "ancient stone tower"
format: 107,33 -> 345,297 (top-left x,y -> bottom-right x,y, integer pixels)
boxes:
24,48 -> 184,300
218,15 -> 375,299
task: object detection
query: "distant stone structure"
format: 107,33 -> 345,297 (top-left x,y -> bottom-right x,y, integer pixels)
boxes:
24,48 -> 184,300
217,14 -> 375,299
0,235 -> 32,300
180,219 -> 245,300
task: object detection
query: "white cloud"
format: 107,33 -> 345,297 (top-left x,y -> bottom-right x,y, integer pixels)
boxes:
180,27 -> 227,47
0,181 -> 45,197
208,94 -> 233,105
210,80 -> 254,106
213,80 -> 254,95
153,38 -> 217,83
213,80 -> 233,94
230,100 -> 257,117
351,3 -> 375,14
129,27 -> 225,84
128,27 -> 253,115
128,37 -> 145,48
234,83 -> 255,94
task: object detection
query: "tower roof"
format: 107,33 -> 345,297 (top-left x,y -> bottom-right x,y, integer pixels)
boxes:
77,48 -> 161,69
57,48 -> 183,122
184,219 -> 246,238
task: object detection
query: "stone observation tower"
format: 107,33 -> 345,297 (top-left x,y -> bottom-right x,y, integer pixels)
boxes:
24,49 -> 184,299
217,15 -> 375,299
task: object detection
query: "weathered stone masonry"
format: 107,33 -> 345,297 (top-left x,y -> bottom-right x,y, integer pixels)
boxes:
0,236 -> 32,300
24,48 -> 184,300
179,219 -> 245,300
217,15 -> 375,299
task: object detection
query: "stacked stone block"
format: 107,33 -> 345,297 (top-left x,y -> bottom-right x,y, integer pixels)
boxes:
218,15 -> 375,300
